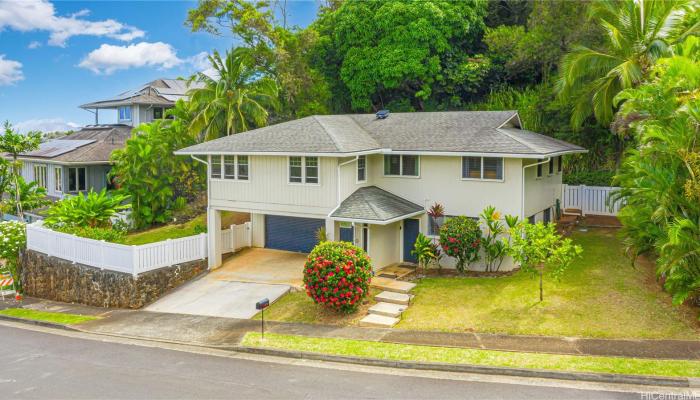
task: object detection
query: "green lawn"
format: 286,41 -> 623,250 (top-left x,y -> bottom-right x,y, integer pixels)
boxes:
398,229 -> 699,339
0,308 -> 99,325
242,332 -> 700,378
254,289 -> 380,326
123,214 -> 206,245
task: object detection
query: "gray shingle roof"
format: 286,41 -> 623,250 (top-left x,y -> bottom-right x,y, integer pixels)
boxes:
176,111 -> 586,157
330,186 -> 424,223
80,78 -> 204,109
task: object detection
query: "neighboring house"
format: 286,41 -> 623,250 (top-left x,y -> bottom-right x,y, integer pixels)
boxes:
4,78 -> 200,221
80,78 -> 203,126
176,110 -> 586,270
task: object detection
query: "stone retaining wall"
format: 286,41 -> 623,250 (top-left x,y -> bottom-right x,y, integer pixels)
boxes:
21,249 -> 206,308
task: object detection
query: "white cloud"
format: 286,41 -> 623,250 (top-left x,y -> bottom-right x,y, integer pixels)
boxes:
0,55 -> 23,86
14,118 -> 80,134
28,41 -> 41,49
0,0 -> 145,47
188,51 -> 218,78
79,42 -> 183,74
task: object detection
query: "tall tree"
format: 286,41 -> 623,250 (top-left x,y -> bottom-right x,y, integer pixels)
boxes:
557,0 -> 699,128
0,122 -> 41,219
188,48 -> 279,140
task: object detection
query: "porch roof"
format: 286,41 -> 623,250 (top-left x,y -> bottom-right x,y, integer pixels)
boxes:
329,186 -> 424,225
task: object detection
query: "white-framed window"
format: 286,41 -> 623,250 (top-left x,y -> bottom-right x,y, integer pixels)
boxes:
67,167 -> 86,192
54,167 -> 62,193
289,156 -> 319,184
536,160 -> 543,178
462,157 -> 503,180
383,155 -> 419,177
214,155 -> 249,181
34,165 -> 48,189
118,106 -> 132,121
557,155 -> 562,173
548,157 -> 554,175
357,155 -> 366,182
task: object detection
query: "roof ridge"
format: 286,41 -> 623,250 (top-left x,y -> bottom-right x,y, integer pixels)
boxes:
311,115 -> 343,152
313,115 -> 379,152
495,128 -> 538,153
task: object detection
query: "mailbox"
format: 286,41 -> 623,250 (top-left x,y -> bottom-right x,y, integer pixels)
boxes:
256,298 -> 270,310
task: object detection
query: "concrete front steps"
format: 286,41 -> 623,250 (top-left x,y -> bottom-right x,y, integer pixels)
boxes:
359,276 -> 416,328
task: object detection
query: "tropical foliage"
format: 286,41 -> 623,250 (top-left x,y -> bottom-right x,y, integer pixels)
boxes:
411,233 -> 439,272
0,220 -> 26,288
44,188 -> 130,228
188,48 -> 279,140
303,241 -> 373,313
2,177 -> 50,217
0,122 -> 41,219
611,39 -> 700,306
110,111 -> 205,228
508,221 -> 583,301
438,216 -> 482,273
479,206 -> 516,272
557,0 -> 699,128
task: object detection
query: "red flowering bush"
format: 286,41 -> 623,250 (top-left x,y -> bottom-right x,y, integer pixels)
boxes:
439,216 -> 482,273
303,241 -> 373,313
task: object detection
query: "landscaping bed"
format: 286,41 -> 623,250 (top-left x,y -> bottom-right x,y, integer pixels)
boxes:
123,214 -> 207,245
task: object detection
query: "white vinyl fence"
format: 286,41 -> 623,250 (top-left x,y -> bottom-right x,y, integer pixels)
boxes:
221,222 -> 252,254
26,222 -> 251,276
561,184 -> 623,216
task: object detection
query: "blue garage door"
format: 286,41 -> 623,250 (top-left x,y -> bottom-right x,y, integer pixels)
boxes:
265,215 -> 325,253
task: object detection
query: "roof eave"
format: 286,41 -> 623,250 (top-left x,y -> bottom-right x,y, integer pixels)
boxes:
329,210 -> 425,226
174,148 -> 587,158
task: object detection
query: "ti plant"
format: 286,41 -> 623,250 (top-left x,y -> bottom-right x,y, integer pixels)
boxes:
412,233 -> 439,272
479,206 -> 513,272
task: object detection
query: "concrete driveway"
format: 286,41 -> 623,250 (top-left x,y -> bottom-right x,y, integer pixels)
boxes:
145,248 -> 305,319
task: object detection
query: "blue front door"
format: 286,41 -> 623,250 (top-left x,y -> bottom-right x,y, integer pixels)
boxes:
403,219 -> 420,263
265,215 -> 325,253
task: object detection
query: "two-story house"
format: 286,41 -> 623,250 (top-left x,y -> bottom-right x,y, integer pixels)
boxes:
6,78 -> 200,221
176,110 -> 586,270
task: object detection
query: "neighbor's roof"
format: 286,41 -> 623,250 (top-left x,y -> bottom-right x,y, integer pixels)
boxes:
14,125 -> 132,164
330,186 -> 424,224
176,111 -> 586,158
80,78 -> 205,109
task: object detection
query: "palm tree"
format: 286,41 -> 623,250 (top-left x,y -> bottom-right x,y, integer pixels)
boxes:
188,48 -> 279,141
557,0 -> 699,128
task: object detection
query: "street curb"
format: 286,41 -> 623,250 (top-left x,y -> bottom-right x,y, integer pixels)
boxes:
231,345 -> 692,388
0,314 -> 79,332
3,317 -> 693,388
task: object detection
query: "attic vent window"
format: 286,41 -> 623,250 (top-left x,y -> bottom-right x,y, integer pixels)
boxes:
376,109 -> 390,119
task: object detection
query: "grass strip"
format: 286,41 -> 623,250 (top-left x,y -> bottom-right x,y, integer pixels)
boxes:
241,332 -> 700,378
0,308 -> 99,325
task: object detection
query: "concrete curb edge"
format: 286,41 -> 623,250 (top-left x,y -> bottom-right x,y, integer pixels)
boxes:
0,314 -> 80,332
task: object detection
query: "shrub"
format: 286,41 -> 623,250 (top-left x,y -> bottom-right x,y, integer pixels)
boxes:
53,225 -> 126,243
479,206 -> 515,272
303,241 -> 373,313
563,170 -> 615,186
411,233 -> 440,271
0,221 -> 26,288
439,216 -> 482,273
44,188 -> 130,228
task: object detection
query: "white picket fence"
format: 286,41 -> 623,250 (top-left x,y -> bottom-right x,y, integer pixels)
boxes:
561,184 -> 623,216
26,222 -> 251,276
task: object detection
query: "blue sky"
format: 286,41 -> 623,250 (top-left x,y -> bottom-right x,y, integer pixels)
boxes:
0,0 -> 318,132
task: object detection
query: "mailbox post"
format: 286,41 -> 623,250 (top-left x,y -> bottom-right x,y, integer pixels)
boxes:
256,298 -> 270,340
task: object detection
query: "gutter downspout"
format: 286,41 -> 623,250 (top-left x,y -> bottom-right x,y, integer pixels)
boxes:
521,157 -> 551,221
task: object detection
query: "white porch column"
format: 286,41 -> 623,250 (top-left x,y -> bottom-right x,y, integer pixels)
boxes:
325,218 -> 335,241
207,207 -> 222,269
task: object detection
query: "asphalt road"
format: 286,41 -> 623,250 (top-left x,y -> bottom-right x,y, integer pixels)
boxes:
0,324 -> 646,399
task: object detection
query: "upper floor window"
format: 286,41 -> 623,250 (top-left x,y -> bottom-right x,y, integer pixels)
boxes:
357,155 -> 366,182
220,155 -> 249,181
289,156 -> 319,184
211,156 -> 222,179
118,106 -> 132,121
383,155 -> 419,177
54,167 -> 62,193
68,167 -> 86,193
462,157 -> 503,180
548,157 -> 554,175
557,156 -> 562,173
536,160 -> 543,178
153,107 -> 164,120
34,165 -> 47,189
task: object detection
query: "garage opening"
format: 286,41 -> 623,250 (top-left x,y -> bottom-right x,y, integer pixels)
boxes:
264,215 -> 325,253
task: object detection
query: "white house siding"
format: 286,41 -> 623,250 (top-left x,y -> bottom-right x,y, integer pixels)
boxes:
522,159 -> 562,221
369,222 -> 401,269
20,161 -> 111,199
209,155 -> 338,218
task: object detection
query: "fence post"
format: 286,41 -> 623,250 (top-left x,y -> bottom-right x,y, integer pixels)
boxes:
580,184 -> 587,216
230,224 -> 236,251
132,246 -> 139,276
100,240 -> 106,269
245,221 -> 252,247
200,233 -> 207,260
166,239 -> 174,267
